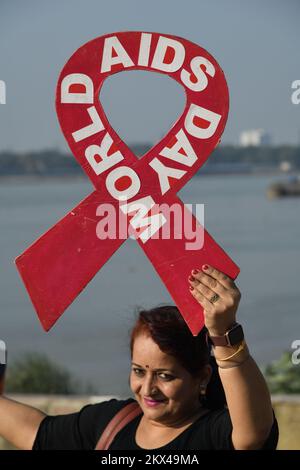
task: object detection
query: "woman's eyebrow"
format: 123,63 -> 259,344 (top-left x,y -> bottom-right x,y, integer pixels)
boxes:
131,362 -> 175,372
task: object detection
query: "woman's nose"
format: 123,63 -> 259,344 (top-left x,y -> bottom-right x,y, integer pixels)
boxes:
142,373 -> 158,396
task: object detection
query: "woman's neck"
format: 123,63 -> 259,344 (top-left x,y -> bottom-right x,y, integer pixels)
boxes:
136,406 -> 209,450
142,404 -> 208,430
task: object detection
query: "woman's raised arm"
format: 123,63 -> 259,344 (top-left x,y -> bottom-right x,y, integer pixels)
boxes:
188,264 -> 274,450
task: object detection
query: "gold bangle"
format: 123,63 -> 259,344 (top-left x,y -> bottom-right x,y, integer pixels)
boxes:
217,354 -> 251,369
214,340 -> 246,361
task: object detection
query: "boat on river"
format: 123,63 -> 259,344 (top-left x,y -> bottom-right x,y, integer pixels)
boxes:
267,175 -> 300,199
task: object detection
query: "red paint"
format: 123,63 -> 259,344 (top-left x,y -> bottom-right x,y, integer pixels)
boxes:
115,175 -> 132,191
164,46 -> 176,64
193,115 -> 211,130
69,83 -> 86,93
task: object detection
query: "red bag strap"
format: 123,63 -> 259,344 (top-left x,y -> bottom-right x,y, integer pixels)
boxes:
95,401 -> 142,450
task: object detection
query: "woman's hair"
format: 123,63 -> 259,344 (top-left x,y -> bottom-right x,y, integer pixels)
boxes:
130,305 -> 226,410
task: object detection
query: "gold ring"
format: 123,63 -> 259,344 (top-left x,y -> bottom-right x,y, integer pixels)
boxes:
210,293 -> 220,303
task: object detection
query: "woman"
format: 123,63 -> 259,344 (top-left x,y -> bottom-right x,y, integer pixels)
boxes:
0,264 -> 278,450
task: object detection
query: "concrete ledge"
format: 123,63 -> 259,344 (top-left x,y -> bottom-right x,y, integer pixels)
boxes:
271,395 -> 300,450
1,394 -> 299,450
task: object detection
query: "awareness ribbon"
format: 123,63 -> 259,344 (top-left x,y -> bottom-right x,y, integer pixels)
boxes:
15,32 -> 239,335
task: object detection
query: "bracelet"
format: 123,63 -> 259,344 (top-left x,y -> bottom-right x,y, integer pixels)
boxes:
217,354 -> 251,369
214,340 -> 246,361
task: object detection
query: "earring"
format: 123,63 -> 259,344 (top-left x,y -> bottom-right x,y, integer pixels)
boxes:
199,383 -> 207,397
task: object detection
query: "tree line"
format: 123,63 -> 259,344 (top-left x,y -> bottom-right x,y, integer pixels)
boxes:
0,145 -> 299,177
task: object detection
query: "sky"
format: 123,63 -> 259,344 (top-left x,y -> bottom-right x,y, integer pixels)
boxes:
0,0 -> 299,152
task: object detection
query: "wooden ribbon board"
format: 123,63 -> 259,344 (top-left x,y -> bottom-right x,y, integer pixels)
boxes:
15,31 -> 239,335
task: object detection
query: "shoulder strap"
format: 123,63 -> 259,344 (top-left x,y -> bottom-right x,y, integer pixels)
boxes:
95,401 -> 142,450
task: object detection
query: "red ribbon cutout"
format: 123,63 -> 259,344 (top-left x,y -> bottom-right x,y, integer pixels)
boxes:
15,32 -> 239,335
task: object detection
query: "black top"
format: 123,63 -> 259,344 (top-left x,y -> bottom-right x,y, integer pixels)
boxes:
32,398 -> 279,450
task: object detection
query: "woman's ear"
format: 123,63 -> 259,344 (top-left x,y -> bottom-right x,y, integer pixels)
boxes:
201,364 -> 213,387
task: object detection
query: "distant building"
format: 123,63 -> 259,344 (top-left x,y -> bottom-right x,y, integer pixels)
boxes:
239,129 -> 272,147
279,161 -> 293,173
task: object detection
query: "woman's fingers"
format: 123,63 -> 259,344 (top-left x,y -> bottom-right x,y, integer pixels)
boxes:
189,269 -> 227,297
202,264 -> 236,289
188,276 -> 219,305
188,264 -> 241,307
189,284 -> 214,312
201,264 -> 237,291
188,265 -> 241,335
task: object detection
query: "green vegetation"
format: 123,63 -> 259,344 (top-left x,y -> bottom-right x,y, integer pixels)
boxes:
263,351 -> 300,394
5,352 -> 96,395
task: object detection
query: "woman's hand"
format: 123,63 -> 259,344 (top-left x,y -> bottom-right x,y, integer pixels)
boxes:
188,264 -> 241,336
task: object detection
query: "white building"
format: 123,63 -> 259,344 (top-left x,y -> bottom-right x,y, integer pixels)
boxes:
239,129 -> 272,147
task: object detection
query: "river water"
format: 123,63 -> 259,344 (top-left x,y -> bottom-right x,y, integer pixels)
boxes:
0,174 -> 299,395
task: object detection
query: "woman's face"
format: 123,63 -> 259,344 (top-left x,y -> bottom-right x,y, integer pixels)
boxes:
130,333 -> 210,426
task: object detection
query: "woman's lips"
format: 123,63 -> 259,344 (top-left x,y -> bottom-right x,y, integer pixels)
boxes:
143,397 -> 166,407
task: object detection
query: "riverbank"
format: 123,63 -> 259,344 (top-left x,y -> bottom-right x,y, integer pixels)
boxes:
0,168 -> 293,184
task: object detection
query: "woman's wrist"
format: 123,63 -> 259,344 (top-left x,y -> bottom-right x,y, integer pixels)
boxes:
206,323 -> 236,337
213,340 -> 251,368
217,354 -> 252,369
